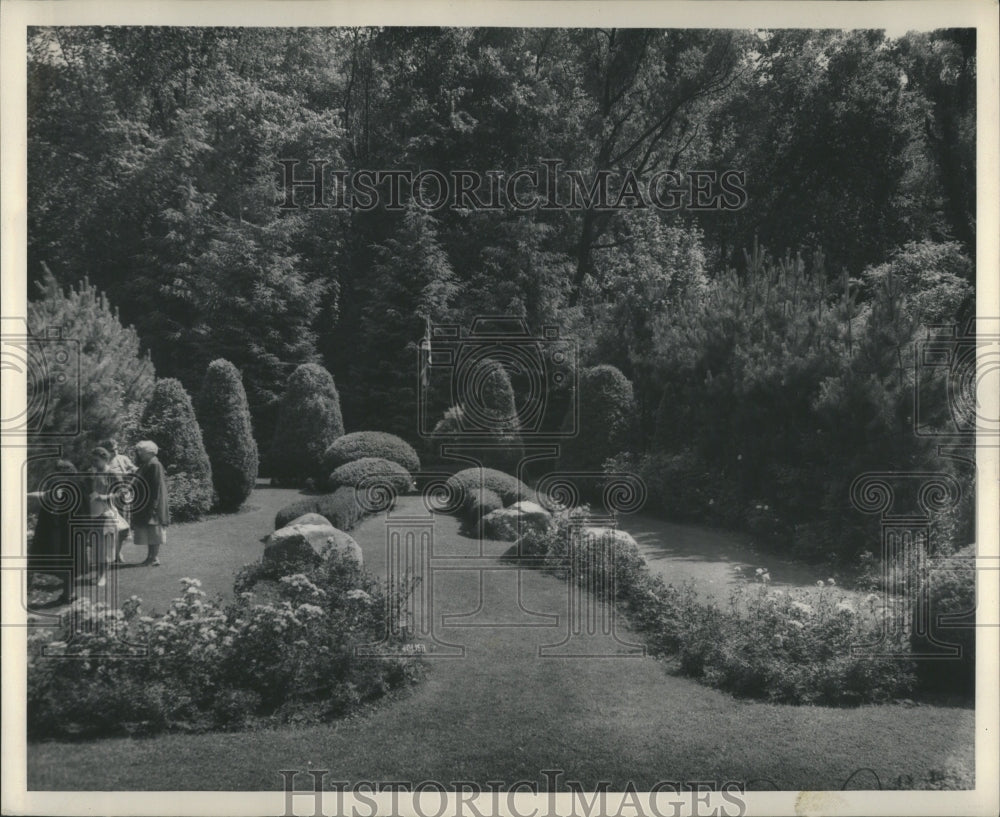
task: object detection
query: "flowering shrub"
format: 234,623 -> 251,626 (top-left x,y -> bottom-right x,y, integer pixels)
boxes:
28,556 -> 422,738
536,511 -> 916,705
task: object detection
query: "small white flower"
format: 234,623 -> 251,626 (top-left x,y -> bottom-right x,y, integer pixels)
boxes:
816,580 -> 825,587
827,578 -> 836,586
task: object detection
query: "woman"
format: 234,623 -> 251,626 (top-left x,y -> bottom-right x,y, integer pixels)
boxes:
84,447 -> 118,587
132,440 -> 169,567
100,438 -> 136,563
26,460 -> 80,606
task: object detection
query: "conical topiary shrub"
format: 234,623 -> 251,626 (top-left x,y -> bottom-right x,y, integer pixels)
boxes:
267,363 -> 344,485
138,378 -> 214,521
196,359 -> 259,511
430,358 -> 521,471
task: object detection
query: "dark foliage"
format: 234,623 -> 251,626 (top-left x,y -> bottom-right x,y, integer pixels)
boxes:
196,359 -> 259,511
138,378 -> 213,521
267,363 -> 344,486
323,431 -> 421,474
328,457 -> 413,495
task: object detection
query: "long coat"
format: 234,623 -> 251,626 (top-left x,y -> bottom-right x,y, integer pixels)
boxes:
132,457 -> 170,526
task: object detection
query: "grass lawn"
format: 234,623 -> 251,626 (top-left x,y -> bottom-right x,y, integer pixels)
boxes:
26,490 -> 974,791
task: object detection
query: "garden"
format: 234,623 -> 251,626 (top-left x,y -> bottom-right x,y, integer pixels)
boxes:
20,25 -> 979,793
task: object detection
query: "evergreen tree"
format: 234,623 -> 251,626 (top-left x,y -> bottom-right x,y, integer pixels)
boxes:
267,363 -> 344,485
138,378 -> 213,520
26,269 -> 155,486
196,359 -> 259,511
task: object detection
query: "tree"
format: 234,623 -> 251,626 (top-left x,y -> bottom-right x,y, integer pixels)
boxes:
196,359 -> 259,511
342,206 -> 457,437
26,269 -> 155,486
138,378 -> 214,520
267,363 -> 344,485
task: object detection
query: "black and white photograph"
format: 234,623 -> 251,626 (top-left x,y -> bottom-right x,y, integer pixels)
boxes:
2,2 -> 997,815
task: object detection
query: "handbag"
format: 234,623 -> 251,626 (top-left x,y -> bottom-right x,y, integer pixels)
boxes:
108,507 -> 130,532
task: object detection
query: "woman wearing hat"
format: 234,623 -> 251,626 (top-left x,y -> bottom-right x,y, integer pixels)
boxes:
132,441 -> 170,566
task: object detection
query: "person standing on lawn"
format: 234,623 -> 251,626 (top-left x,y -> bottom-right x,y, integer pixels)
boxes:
26,460 -> 81,605
101,438 -> 136,563
84,447 -> 117,587
132,440 -> 169,567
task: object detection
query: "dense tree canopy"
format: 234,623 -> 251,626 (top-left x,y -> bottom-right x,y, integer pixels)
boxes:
27,26 -> 976,555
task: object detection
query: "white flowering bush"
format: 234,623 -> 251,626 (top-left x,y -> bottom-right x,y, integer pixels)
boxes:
536,511 -> 916,705
685,577 -> 915,703
28,554 -> 423,738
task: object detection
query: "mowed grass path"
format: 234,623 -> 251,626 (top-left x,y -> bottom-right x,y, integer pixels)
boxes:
27,489 -> 974,790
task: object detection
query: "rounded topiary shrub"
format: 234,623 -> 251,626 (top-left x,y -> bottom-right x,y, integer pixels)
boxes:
911,543 -> 976,695
328,457 -> 413,496
274,487 -> 368,531
461,487 -> 503,529
445,467 -> 532,510
196,359 -> 259,511
324,431 -> 421,475
560,364 -> 637,472
138,378 -> 213,521
267,363 -> 344,486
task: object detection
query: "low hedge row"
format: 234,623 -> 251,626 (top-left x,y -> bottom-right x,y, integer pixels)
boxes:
530,509 -> 919,705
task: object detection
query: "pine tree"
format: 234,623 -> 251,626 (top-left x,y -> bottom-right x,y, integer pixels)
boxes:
196,359 -> 259,511
138,378 -> 214,520
26,269 -> 155,486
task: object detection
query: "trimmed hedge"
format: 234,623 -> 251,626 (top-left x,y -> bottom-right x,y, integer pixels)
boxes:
196,359 -> 259,511
268,363 -> 344,485
328,457 -> 413,495
274,487 -> 370,531
138,378 -> 213,521
445,467 -> 533,509
324,431 -> 420,474
560,364 -> 637,472
460,488 -> 503,530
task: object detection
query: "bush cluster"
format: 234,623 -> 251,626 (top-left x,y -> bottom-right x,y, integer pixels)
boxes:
324,431 -> 421,475
28,558 -> 423,739
138,378 -> 214,521
196,359 -> 259,511
910,543 -> 976,694
328,457 -> 413,495
445,467 -> 533,509
274,487 -> 371,531
534,510 -> 917,705
645,244 -> 974,563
